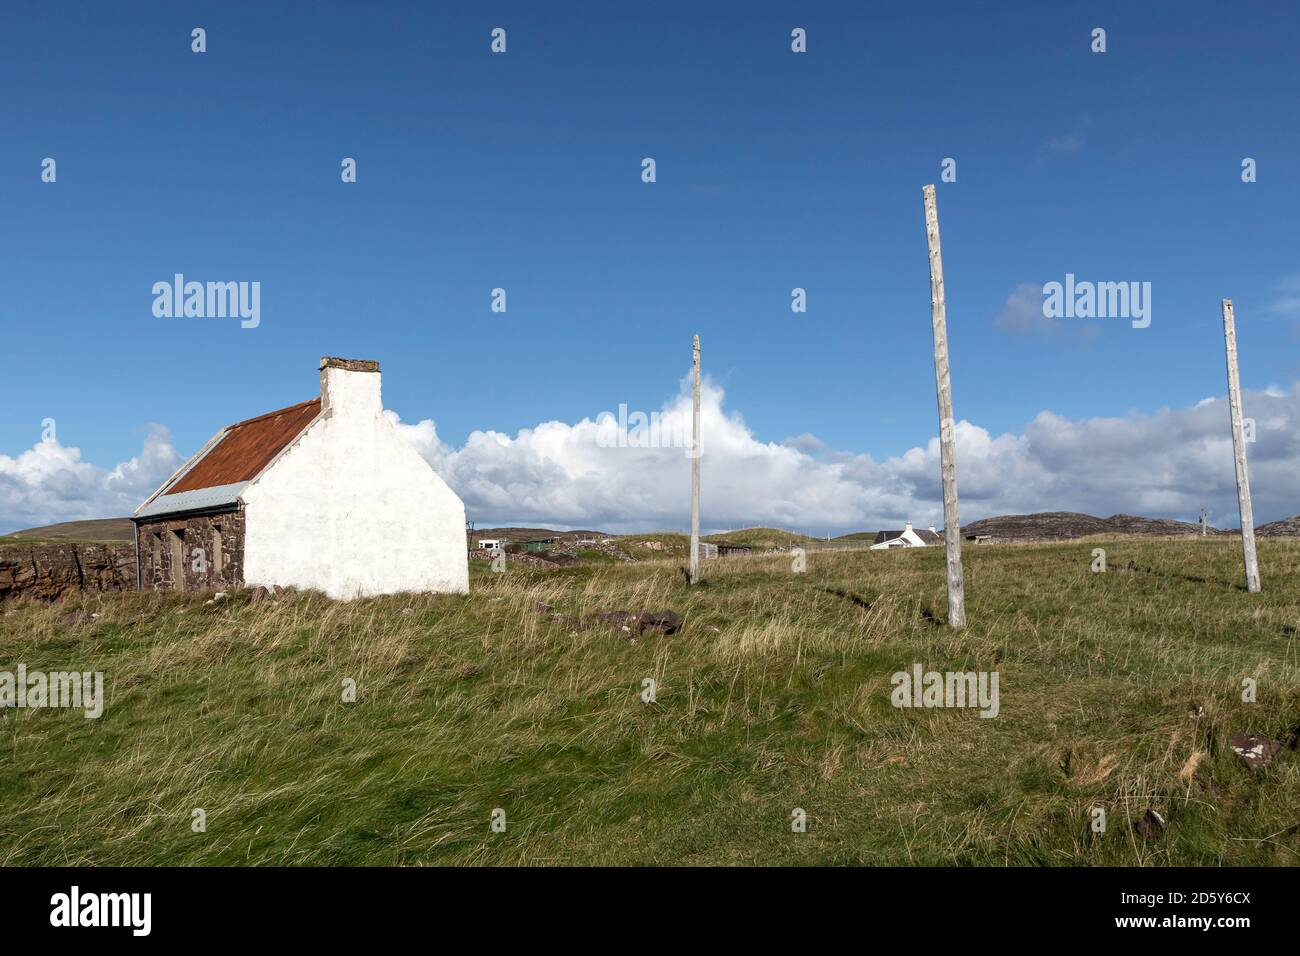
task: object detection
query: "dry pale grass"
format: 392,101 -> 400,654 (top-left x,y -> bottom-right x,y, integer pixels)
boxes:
0,535 -> 1298,865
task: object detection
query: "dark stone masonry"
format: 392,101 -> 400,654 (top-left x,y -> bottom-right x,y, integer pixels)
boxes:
0,510 -> 245,602
0,543 -> 135,602
135,510 -> 245,593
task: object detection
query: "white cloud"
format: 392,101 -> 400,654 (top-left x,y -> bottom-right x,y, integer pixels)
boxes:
994,282 -> 1057,336
1036,116 -> 1092,162
0,424 -> 183,533
4,381 -> 1298,536
1269,275 -> 1300,317
993,282 -> 1102,340
1045,134 -> 1084,155
387,376 -> 1300,533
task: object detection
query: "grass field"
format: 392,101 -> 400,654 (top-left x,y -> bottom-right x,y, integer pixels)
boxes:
702,527 -> 819,549
1,536 -> 1298,866
0,517 -> 134,545
614,526 -> 818,561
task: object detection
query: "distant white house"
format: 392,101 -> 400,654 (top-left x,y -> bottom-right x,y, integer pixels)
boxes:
134,357 -> 469,600
870,522 -> 943,550
476,538 -> 505,551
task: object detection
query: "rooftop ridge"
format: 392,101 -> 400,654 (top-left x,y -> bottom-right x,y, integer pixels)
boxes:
228,397 -> 320,430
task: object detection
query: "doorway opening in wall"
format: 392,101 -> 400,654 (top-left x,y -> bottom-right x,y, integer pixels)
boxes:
212,527 -> 223,581
169,530 -> 185,592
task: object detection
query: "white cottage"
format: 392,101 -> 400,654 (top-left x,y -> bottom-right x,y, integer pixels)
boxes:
869,522 -> 943,550
133,357 -> 469,600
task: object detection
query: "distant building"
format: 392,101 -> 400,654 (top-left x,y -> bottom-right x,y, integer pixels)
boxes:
697,541 -> 751,559
714,541 -> 752,558
477,538 -> 507,551
870,522 -> 943,550
523,538 -> 557,553
964,532 -> 993,544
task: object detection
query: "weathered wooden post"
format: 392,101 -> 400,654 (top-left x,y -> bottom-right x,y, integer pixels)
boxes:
1221,299 -> 1261,592
922,185 -> 966,627
689,334 -> 702,585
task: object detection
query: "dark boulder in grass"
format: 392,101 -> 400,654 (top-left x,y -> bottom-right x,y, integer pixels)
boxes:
637,611 -> 683,635
584,609 -> 683,636
1230,732 -> 1283,771
1134,808 -> 1167,839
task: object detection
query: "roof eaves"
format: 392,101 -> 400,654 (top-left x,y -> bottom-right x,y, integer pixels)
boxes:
135,481 -> 249,520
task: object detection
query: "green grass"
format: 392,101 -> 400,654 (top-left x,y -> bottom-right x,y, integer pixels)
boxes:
0,516 -> 134,545
613,527 -> 817,561
702,527 -> 819,549
614,533 -> 690,561
0,536 -> 126,549
574,549 -> 621,564
1,536 -> 1298,865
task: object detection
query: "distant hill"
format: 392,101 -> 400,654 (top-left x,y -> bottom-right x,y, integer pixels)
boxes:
614,533 -> 691,561
469,527 -> 610,541
10,512 -> 1297,555
703,527 -> 819,549
960,512 -> 1218,541
1,517 -> 135,544
1256,515 -> 1300,536
606,528 -> 819,561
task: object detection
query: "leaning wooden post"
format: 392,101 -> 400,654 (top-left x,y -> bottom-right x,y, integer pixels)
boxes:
922,185 -> 966,627
1221,299 -> 1261,592
689,334 -> 702,585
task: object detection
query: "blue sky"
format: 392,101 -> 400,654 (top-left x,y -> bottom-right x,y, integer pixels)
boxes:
2,1 -> 1298,534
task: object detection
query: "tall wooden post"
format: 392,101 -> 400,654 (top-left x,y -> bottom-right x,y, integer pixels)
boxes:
1221,299 -> 1261,592
689,334 -> 701,585
922,185 -> 966,627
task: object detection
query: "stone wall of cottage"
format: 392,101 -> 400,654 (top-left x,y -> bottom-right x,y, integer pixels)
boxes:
137,511 -> 245,593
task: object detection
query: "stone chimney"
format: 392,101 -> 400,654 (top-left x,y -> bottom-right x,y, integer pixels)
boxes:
928,525 -> 937,534
320,357 -> 381,418
904,522 -> 913,533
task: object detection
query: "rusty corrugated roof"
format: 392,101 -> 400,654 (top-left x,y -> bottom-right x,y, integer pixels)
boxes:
164,398 -> 321,496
